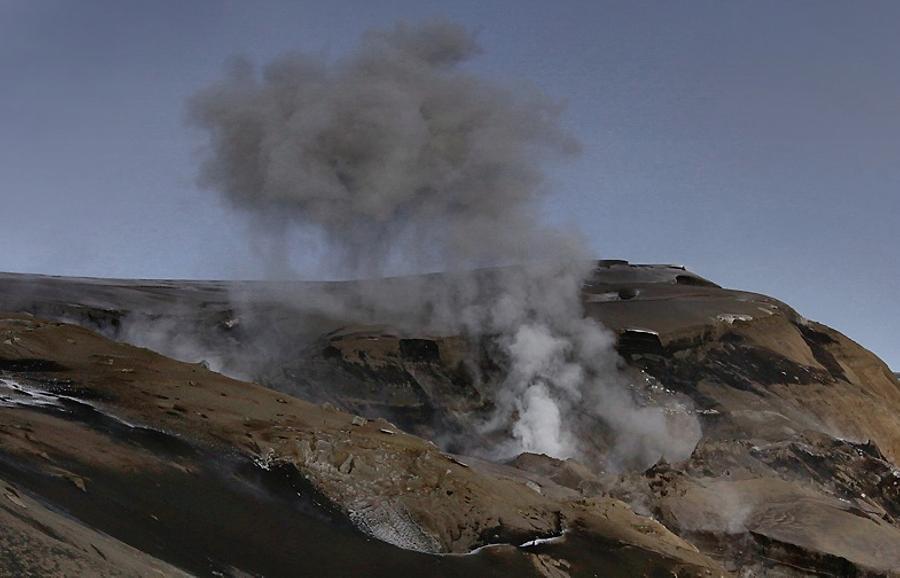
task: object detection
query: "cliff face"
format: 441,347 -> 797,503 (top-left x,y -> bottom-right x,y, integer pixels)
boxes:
0,263 -> 897,576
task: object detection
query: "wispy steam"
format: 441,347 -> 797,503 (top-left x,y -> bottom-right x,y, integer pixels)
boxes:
189,20 -> 699,469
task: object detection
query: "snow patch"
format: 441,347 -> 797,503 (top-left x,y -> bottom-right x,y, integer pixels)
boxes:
623,327 -> 659,336
348,498 -> 443,553
715,314 -> 753,325
519,530 -> 568,548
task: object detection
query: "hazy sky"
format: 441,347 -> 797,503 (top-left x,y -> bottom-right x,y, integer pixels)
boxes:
1,1 -> 897,368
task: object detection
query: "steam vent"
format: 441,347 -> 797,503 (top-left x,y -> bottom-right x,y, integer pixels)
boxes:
1,261 -> 898,576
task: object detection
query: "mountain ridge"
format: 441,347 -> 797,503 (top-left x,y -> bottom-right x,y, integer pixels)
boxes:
0,262 -> 898,576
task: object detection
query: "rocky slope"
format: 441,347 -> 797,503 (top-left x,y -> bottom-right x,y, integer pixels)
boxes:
0,313 -> 719,577
0,262 -> 897,576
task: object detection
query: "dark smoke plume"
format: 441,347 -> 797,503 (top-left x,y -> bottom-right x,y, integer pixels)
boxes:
189,20 -> 700,468
190,20 -> 580,277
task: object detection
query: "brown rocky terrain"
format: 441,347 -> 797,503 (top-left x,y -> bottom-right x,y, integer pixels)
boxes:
0,261 -> 897,576
0,313 -> 720,577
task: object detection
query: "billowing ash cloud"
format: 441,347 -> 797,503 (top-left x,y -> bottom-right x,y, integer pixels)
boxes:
190,20 -> 700,469
189,20 -> 579,276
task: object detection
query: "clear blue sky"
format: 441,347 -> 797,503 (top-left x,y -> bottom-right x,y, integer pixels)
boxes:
1,1 -> 897,368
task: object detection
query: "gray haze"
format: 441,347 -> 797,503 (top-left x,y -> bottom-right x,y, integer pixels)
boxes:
190,21 -> 698,465
0,1 -> 897,368
189,21 -> 578,277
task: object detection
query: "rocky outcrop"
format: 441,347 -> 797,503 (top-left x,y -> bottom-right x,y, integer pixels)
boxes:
583,264 -> 900,575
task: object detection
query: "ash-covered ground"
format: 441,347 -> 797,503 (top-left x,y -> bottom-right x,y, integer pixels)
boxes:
1,261 -> 898,576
